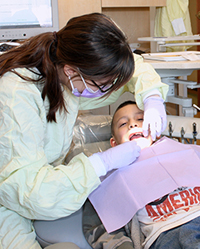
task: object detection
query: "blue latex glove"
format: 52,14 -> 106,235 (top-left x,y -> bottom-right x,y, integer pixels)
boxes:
143,96 -> 167,141
89,141 -> 141,177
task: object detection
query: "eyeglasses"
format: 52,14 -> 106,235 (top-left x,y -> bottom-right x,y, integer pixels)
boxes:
91,78 -> 118,93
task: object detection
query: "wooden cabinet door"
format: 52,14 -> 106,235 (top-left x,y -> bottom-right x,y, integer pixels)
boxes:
58,0 -> 101,29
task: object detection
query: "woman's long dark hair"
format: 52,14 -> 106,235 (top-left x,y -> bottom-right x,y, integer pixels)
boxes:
0,13 -> 134,122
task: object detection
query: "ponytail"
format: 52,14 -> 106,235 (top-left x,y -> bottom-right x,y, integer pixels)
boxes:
0,32 -> 66,122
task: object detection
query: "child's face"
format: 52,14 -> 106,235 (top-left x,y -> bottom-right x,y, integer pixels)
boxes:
110,104 -> 153,149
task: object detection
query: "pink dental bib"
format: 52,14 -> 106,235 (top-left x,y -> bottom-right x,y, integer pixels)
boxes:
89,137 -> 200,232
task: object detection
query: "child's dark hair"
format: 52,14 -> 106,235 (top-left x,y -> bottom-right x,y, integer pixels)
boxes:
111,100 -> 136,136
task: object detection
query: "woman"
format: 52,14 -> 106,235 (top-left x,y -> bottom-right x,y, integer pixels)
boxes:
0,13 -> 168,248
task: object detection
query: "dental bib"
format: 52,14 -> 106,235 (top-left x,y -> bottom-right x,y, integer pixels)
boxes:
89,136 -> 200,232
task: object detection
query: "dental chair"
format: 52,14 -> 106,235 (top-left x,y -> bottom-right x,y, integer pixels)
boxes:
33,112 -> 200,248
33,114 -> 112,249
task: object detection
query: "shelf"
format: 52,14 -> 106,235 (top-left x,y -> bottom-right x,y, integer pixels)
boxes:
102,0 -> 166,8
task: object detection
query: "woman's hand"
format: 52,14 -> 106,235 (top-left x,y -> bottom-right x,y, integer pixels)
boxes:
89,141 -> 141,177
142,96 -> 167,141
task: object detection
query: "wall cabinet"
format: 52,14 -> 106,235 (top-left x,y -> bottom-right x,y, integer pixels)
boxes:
58,0 -> 166,45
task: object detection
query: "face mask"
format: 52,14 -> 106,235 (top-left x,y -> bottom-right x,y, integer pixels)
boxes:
69,74 -> 106,98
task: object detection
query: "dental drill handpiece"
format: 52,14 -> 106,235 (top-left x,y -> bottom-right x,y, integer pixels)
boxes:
169,122 -> 173,138
181,127 -> 185,144
193,122 -> 197,145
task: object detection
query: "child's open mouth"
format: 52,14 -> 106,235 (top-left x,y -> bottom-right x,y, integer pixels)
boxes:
129,132 -> 144,141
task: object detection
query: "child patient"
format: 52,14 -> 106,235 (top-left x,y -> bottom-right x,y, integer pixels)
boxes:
83,100 -> 200,249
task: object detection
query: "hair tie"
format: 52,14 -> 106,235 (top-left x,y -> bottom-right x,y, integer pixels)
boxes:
53,31 -> 58,43
49,31 -> 58,63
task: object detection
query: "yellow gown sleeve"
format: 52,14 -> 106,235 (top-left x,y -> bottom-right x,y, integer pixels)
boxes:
0,69 -> 100,220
